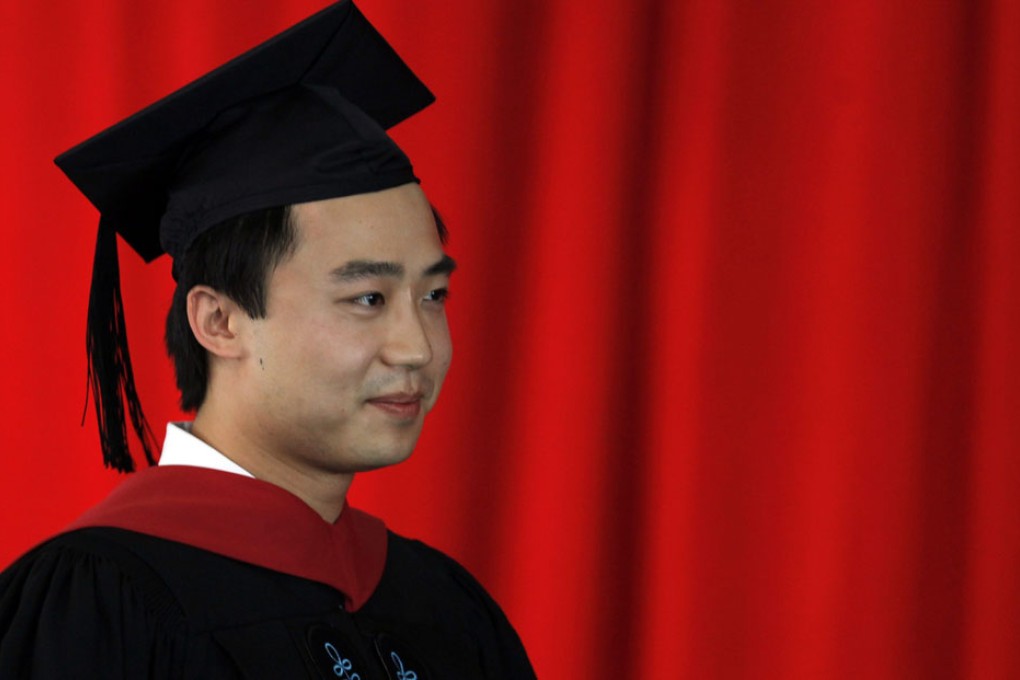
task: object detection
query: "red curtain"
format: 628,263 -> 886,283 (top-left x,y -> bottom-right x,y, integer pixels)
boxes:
2,0 -> 1018,677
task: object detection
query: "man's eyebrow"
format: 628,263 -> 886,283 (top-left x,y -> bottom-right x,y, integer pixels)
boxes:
424,254 -> 457,277
328,255 -> 456,283
329,260 -> 404,282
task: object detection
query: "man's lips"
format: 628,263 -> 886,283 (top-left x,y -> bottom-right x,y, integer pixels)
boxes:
366,392 -> 424,418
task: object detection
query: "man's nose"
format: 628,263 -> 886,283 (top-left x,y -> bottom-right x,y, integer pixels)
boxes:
380,299 -> 433,369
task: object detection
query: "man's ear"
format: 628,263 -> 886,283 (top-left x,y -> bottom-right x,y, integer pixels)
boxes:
186,285 -> 247,359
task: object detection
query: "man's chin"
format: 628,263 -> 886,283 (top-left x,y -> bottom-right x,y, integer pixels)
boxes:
334,444 -> 418,474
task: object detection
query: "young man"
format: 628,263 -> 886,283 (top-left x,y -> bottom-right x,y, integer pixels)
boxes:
0,2 -> 534,678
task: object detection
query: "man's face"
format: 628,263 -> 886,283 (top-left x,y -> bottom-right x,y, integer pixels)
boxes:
238,182 -> 453,475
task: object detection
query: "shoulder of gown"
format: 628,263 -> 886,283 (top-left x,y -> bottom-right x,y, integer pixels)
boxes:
0,528 -> 187,680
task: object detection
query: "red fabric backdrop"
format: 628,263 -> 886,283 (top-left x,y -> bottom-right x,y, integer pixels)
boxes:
1,0 -> 1018,677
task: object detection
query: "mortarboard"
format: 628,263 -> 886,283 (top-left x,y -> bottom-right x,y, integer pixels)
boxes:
54,0 -> 434,472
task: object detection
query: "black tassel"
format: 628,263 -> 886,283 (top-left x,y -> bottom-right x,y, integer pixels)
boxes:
83,220 -> 159,472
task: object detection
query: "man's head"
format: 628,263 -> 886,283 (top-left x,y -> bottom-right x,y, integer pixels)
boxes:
168,183 -> 454,474
57,2 -> 438,470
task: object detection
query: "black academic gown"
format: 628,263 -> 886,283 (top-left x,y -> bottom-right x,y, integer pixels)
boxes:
0,467 -> 535,679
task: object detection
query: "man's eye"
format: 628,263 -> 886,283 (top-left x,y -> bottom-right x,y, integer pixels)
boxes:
425,288 -> 449,304
352,292 -> 385,307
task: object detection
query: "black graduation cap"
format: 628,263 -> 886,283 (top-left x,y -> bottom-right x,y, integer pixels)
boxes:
54,0 -> 434,472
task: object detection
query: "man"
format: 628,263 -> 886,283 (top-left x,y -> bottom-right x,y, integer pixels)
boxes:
0,2 -> 534,678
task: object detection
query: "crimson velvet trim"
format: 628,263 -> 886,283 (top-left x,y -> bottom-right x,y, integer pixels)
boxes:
67,466 -> 386,611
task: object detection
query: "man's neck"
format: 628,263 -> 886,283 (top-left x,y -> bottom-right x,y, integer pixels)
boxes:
190,409 -> 354,524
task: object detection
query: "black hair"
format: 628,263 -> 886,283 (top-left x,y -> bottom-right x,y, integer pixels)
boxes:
164,201 -> 448,412
164,206 -> 297,411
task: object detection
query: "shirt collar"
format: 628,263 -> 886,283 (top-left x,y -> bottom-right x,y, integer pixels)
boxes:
157,421 -> 255,478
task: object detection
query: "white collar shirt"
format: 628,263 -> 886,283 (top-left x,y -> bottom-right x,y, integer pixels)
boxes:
157,421 -> 254,478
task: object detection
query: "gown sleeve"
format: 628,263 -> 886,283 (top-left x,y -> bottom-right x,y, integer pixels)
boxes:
432,549 -> 537,679
0,530 -> 186,680
395,537 -> 537,679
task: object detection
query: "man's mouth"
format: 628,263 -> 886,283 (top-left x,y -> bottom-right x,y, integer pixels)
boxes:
366,392 -> 424,419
